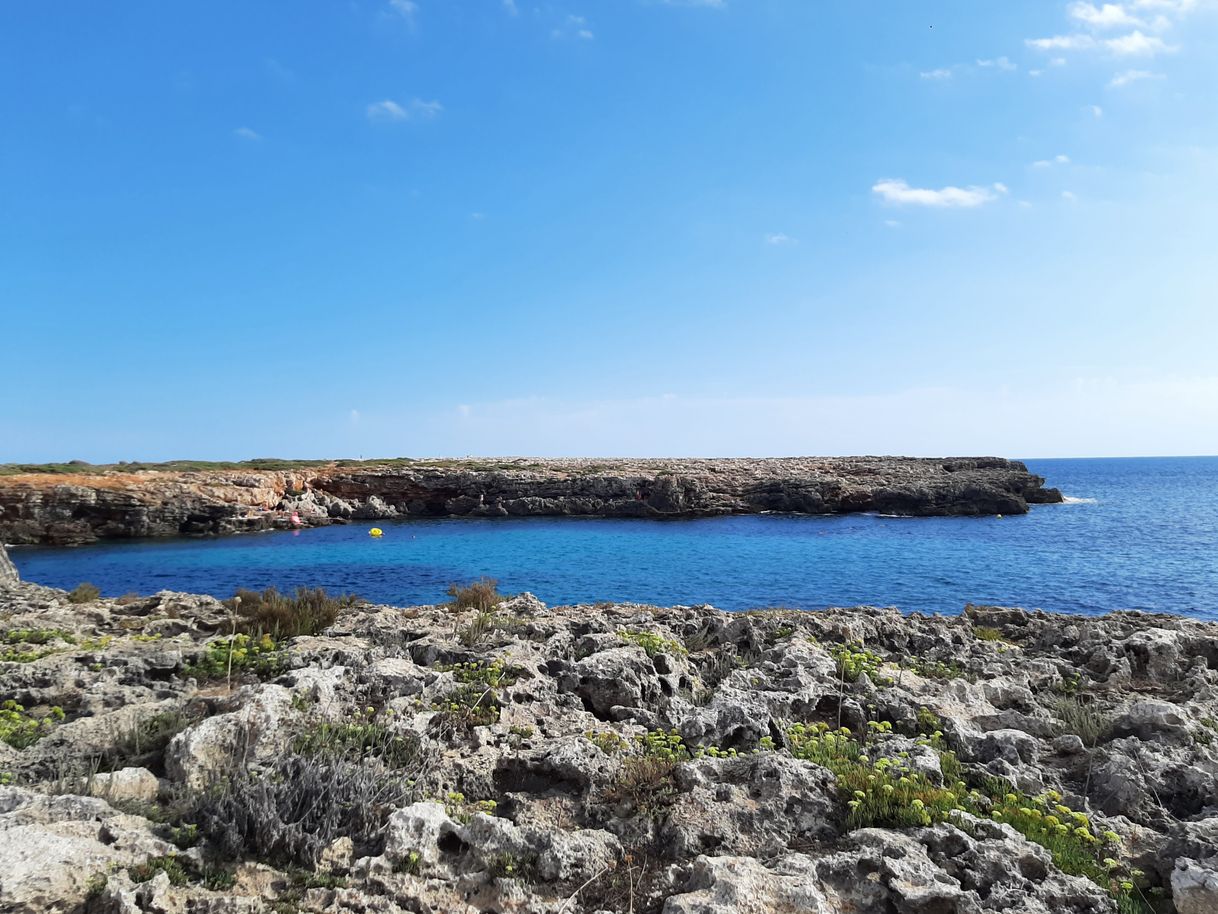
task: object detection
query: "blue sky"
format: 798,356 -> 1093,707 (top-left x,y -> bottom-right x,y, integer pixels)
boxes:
3,0 -> 1216,461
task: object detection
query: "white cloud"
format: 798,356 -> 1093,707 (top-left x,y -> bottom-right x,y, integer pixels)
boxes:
765,232 -> 796,245
1032,154 -> 1071,167
1069,2 -> 1145,28
1105,30 -> 1176,54
883,219 -> 901,228
1109,67 -> 1162,86
920,68 -> 953,80
366,98 -> 443,122
1027,34 -> 1097,50
1062,190 -> 1079,201
1086,103 -> 1104,117
872,179 -> 1005,208
233,126 -> 261,141
502,0 -> 518,13
349,409 -> 361,425
976,56 -> 1018,70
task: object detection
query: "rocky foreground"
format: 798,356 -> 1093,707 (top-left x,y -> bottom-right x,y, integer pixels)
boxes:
0,456 -> 1062,544
1,560 -> 1215,913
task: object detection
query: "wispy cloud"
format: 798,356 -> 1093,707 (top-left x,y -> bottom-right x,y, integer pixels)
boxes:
233,126 -> 262,141
1086,103 -> 1104,117
366,98 -> 443,122
1109,67 -> 1163,86
764,232 -> 796,245
502,0 -> 517,13
976,56 -> 1018,70
872,179 -> 1006,208
920,68 -> 953,80
1027,33 -> 1097,50
552,15 -> 594,40
1032,154 -> 1072,167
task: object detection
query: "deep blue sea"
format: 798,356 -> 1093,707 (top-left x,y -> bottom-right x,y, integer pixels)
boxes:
9,457 -> 1218,620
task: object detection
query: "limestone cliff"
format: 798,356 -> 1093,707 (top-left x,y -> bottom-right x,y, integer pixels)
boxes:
0,456 -> 1063,545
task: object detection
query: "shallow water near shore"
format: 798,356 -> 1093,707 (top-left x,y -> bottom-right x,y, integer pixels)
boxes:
10,456 -> 1218,619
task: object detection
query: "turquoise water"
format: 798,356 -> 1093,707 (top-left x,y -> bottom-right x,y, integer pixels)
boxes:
9,457 -> 1218,619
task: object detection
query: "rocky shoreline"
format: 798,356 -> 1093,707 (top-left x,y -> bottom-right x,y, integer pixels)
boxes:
0,456 -> 1063,545
0,548 -> 1214,913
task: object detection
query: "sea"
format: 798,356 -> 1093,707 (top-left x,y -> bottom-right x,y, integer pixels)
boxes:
8,457 -> 1218,620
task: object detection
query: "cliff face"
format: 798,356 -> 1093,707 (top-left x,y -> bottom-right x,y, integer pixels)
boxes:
0,456 -> 1062,545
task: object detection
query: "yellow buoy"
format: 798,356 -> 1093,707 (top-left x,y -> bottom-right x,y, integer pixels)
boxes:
369,527 -> 383,537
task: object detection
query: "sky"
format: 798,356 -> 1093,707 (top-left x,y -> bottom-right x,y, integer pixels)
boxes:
2,0 -> 1217,461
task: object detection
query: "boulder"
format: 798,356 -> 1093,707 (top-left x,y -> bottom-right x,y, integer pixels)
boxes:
663,855 -> 830,914
1173,857 -> 1218,914
0,787 -> 173,914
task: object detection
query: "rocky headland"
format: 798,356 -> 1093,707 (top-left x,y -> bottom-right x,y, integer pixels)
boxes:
0,547 -> 1214,914
0,456 -> 1062,545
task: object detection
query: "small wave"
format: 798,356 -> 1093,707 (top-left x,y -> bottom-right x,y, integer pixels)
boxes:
1061,496 -> 1098,505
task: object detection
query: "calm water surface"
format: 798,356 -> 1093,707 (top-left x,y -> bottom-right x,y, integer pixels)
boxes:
10,457 -> 1218,620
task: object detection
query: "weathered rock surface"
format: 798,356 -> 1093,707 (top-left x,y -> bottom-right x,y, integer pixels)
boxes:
0,456 -> 1062,544
1,576 -> 1213,913
0,543 -> 17,583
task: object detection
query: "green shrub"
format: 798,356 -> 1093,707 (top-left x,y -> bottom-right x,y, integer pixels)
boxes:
585,730 -> 628,754
2,628 -> 76,645
605,755 -> 680,816
129,854 -> 192,886
828,642 -> 890,684
0,700 -> 64,748
226,586 -> 357,639
67,583 -> 101,604
907,658 -> 969,680
447,578 -> 505,613
457,611 -> 496,647
973,626 -> 1007,642
1050,695 -> 1110,746
432,683 -> 500,730
619,630 -> 687,658
182,633 -> 284,681
292,711 -> 422,768
440,659 -> 519,689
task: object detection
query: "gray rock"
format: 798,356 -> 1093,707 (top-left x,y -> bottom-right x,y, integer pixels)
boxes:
1173,857 -> 1218,914
0,543 -> 18,584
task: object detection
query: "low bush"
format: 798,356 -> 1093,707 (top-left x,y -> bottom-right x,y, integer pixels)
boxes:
292,711 -> 423,769
187,749 -> 421,867
182,633 -> 285,682
619,630 -> 687,658
67,583 -> 101,604
0,700 -> 64,749
1050,695 -> 1110,746
828,642 -> 890,684
226,586 -> 358,639
447,578 -> 505,613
